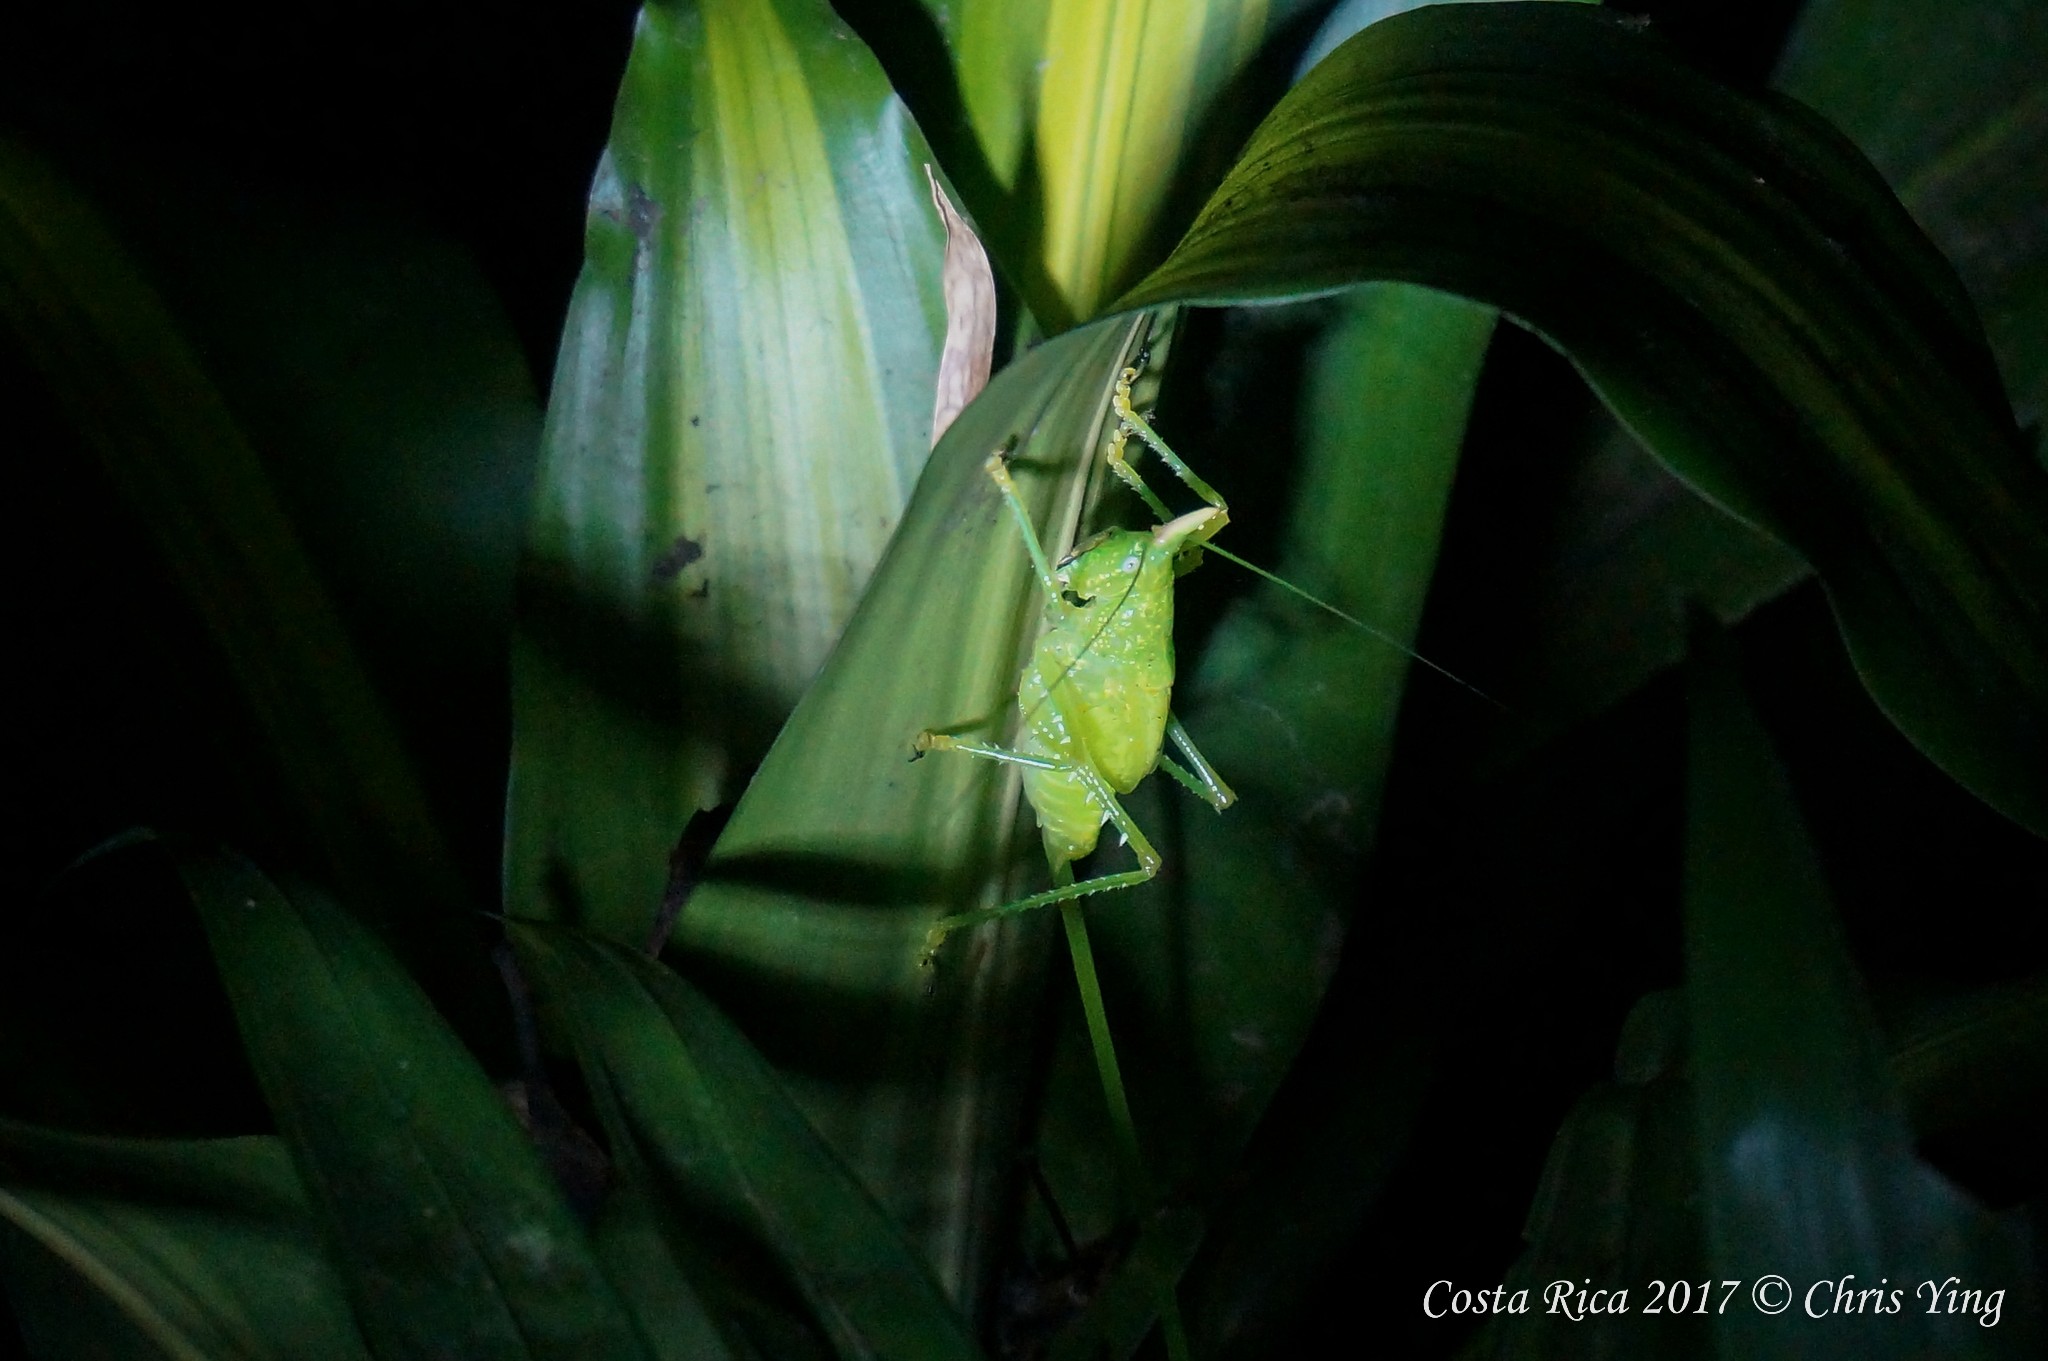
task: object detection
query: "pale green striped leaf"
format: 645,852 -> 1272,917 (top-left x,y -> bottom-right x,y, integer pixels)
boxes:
507,0 -> 952,943
669,1 -> 2045,1330
903,0 -> 1289,325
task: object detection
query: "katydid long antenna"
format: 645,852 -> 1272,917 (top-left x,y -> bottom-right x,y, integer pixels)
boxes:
1197,540 -> 1505,711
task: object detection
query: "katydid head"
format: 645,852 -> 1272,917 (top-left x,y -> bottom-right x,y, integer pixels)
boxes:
1054,507 -> 1223,609
1056,528 -> 1147,601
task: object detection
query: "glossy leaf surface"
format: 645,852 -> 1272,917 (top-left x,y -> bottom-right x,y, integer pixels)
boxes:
1472,626 -> 2044,1360
1031,285 -> 1496,1268
1453,404 -> 1811,766
1778,0 -> 2048,433
672,0 -> 2048,1322
1120,2 -> 2048,833
507,0 -> 952,943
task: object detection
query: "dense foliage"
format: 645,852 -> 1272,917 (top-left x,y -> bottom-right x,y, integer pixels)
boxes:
3,1 -> 2042,1357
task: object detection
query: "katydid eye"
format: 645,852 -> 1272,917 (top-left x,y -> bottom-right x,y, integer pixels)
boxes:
1121,552 -> 1141,573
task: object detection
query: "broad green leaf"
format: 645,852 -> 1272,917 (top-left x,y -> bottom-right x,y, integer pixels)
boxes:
942,0 -> 1052,192
1440,0 -> 2043,818
1282,0 -> 1698,771
585,1180 -> 743,1361
510,921 -> 983,1361
1297,0 -> 1598,72
675,281 -> 1486,1341
0,1124 -> 367,1361
1683,622 -> 2041,1357
182,849 -> 656,1361
1117,284 -> 1494,1164
0,137 -> 469,934
1041,9 -> 1537,1345
507,0 -> 951,945
1777,0 -> 2048,434
672,314 -> 1145,1299
1475,620 -> 2046,1360
1120,2 -> 2048,834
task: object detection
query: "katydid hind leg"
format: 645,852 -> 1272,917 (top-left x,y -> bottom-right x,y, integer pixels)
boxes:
1165,714 -> 1236,810
919,773 -> 1165,965
1158,755 -> 1238,813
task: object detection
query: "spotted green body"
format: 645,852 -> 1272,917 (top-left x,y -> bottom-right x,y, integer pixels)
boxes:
1019,519 -> 1205,865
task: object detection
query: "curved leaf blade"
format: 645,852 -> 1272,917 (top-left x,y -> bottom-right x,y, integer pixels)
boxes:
511,921 -> 984,1361
0,1126 -> 367,1361
1143,284 -> 1495,1152
508,0 -> 952,943
1777,0 -> 2048,432
1476,622 -> 2046,1360
183,850 -> 655,1361
1119,2 -> 2048,833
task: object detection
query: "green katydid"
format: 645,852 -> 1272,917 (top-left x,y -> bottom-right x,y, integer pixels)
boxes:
911,356 -> 1481,960
912,360 -> 1236,962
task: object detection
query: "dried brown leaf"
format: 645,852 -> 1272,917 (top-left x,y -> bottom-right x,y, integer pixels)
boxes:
926,164 -> 997,446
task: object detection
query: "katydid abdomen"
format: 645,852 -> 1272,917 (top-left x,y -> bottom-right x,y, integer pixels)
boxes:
1015,523 -> 1189,864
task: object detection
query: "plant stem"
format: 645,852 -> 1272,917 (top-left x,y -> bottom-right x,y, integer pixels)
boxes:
1057,886 -> 1193,1361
